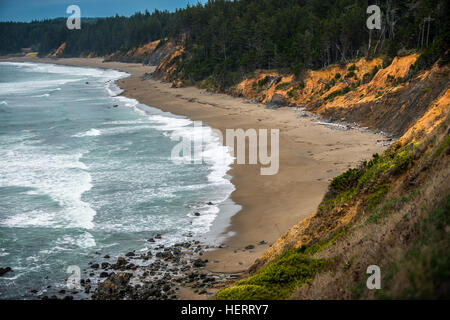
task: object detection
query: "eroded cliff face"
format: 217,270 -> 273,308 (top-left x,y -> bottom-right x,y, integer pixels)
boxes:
48,42 -> 66,58
234,82 -> 450,299
230,54 -> 448,137
149,48 -> 448,138
104,40 -> 162,63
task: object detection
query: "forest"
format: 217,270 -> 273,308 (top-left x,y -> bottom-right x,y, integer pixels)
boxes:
1,0 -> 448,87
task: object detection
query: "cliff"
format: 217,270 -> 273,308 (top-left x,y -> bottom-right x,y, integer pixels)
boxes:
217,62 -> 449,299
116,42 -> 449,299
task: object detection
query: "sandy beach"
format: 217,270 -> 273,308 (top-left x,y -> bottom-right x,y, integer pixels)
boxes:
2,57 -> 386,275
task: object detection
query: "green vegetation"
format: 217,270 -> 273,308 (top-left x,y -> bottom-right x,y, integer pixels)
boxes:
324,86 -> 351,101
348,64 -> 358,72
393,77 -> 404,86
1,0 -> 448,89
302,224 -> 352,255
321,142 -> 418,221
430,133 -> 450,160
377,195 -> 450,299
365,193 -> 411,224
252,75 -> 274,91
217,248 -> 327,300
275,82 -> 291,91
344,71 -> 357,79
362,65 -> 381,84
376,90 -> 386,98
400,195 -> 450,298
409,34 -> 450,77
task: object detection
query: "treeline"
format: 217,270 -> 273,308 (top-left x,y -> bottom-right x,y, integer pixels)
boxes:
0,10 -> 175,56
1,0 -> 449,88
173,0 -> 449,87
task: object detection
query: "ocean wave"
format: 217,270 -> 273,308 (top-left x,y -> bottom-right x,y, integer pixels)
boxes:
0,143 -> 96,230
0,79 -> 80,95
55,232 -> 96,249
32,93 -> 50,98
0,62 -> 127,81
72,128 -> 101,138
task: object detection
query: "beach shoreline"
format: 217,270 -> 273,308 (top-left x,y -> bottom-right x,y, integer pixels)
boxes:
1,57 -> 386,276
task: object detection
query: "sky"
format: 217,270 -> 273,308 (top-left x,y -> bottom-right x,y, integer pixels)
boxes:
0,0 -> 206,22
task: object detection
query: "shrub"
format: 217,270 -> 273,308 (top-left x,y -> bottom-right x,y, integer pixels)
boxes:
257,75 -> 271,88
324,86 -> 351,101
217,249 -> 326,300
345,71 -> 356,79
410,36 -> 449,76
348,64 -> 358,72
275,82 -> 291,91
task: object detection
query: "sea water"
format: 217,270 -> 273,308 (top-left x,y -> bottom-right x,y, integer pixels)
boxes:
0,62 -> 235,299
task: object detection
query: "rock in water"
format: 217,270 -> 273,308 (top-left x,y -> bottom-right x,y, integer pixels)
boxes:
0,267 -> 12,276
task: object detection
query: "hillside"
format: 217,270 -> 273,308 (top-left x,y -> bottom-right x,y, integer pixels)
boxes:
214,65 -> 450,299
127,32 -> 449,299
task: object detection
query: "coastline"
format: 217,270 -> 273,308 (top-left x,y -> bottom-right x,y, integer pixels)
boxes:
1,57 -> 386,276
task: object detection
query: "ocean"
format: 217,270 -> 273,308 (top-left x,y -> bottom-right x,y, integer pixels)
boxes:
0,62 -> 236,299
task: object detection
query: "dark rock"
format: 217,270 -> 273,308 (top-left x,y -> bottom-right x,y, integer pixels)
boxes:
101,262 -> 110,269
245,244 -> 255,250
147,238 -> 155,242
100,272 -> 109,278
125,251 -> 135,257
194,212 -> 201,216
91,263 -> 100,269
63,296 -> 73,300
0,267 -> 12,276
104,255 -> 110,259
207,202 -> 214,205
193,259 -> 205,268
93,272 -> 132,300
257,240 -> 267,245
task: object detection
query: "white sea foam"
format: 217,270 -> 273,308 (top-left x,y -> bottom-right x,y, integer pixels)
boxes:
72,128 -> 101,137
141,112 -> 235,231
32,93 -> 50,98
55,232 -> 96,249
0,62 -> 127,81
0,100 -> 7,105
0,79 -> 80,95
1,61 -> 235,237
0,141 -> 96,229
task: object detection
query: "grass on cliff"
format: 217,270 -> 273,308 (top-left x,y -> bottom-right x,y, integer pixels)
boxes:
372,194 -> 450,299
216,249 -> 327,300
320,142 -> 418,218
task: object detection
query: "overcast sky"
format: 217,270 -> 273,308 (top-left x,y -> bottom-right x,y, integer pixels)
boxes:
0,0 -> 206,22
